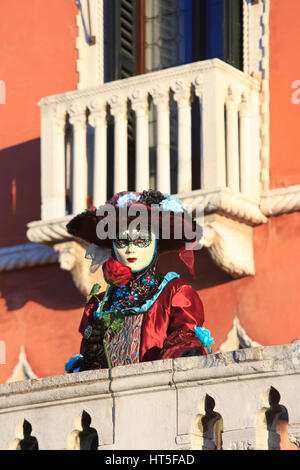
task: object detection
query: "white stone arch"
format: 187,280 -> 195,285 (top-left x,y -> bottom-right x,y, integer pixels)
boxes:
255,386 -> 299,450
8,419 -> 39,450
67,410 -> 99,450
190,394 -> 223,450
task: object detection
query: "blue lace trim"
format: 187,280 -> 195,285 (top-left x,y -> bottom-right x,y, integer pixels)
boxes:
94,272 -> 180,318
194,326 -> 215,353
128,272 -> 180,314
65,354 -> 83,373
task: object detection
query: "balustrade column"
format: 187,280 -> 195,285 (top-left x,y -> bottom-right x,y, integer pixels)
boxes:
110,98 -> 128,193
225,90 -> 240,192
194,75 -> 204,189
131,94 -> 149,192
173,82 -> 192,193
89,103 -> 107,206
152,90 -> 170,194
250,89 -> 261,201
52,107 -> 66,218
239,97 -> 252,197
200,70 -> 226,189
41,105 -> 66,219
69,104 -> 88,214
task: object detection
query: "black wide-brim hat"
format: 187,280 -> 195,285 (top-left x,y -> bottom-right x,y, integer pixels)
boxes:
66,190 -> 202,275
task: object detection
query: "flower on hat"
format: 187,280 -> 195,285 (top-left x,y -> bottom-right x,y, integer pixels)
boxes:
117,193 -> 141,208
161,194 -> 184,213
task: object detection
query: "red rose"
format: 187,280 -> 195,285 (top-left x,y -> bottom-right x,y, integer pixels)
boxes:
102,257 -> 133,286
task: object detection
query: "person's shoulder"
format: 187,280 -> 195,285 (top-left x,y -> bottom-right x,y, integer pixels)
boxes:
165,273 -> 202,300
163,272 -> 194,292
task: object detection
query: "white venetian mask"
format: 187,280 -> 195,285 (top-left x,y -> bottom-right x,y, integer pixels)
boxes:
112,229 -> 156,272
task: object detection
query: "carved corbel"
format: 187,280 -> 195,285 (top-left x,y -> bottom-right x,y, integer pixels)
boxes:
203,214 -> 255,278
53,241 -> 105,297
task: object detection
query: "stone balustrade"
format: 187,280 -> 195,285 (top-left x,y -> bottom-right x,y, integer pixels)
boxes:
39,59 -> 261,221
1,343 -> 300,450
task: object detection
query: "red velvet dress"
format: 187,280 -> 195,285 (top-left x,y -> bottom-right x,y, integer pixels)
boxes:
79,275 -> 206,365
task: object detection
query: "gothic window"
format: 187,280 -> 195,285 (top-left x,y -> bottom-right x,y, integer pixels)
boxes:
104,0 -> 244,82
103,0 -> 244,195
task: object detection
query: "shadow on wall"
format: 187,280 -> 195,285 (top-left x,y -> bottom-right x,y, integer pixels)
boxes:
0,264 -> 84,311
190,394 -> 223,450
256,386 -> 299,451
159,247 -> 233,290
8,419 -> 39,450
8,410 -> 99,450
0,139 -> 41,249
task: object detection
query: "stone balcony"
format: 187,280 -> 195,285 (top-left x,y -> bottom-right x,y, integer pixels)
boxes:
26,59 -> 266,290
36,58 -> 261,219
1,343 -> 300,450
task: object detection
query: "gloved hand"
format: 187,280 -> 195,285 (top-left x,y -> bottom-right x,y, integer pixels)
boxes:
81,317 -> 108,370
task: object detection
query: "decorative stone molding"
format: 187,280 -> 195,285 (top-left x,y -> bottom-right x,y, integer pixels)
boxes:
241,0 -> 270,196
26,218 -> 104,296
243,0 -> 266,77
0,243 -> 58,273
26,186 -> 269,282
203,214 -> 255,278
53,241 -> 105,296
26,177 -> 300,281
260,185 -> 300,217
218,316 -> 261,353
27,189 -> 267,245
39,59 -> 260,108
27,216 -> 74,244
75,0 -> 104,89
178,187 -> 267,226
260,0 -> 270,194
7,347 -> 38,383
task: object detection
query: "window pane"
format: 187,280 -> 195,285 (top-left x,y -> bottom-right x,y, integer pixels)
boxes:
145,0 -> 193,73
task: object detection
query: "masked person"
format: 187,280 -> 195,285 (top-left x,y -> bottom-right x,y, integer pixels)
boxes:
65,190 -> 214,373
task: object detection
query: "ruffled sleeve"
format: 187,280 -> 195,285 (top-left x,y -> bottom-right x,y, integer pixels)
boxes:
159,283 -> 207,359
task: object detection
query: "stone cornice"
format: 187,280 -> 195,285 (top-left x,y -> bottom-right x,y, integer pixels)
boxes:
26,215 -> 74,244
0,243 -> 58,273
39,59 -> 260,108
219,316 -> 261,352
177,187 -> 267,226
24,185 -> 300,281
260,185 -> 300,216
26,188 -> 267,247
23,188 -> 265,280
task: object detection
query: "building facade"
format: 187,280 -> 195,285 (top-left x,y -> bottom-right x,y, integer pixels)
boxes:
0,0 -> 299,393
